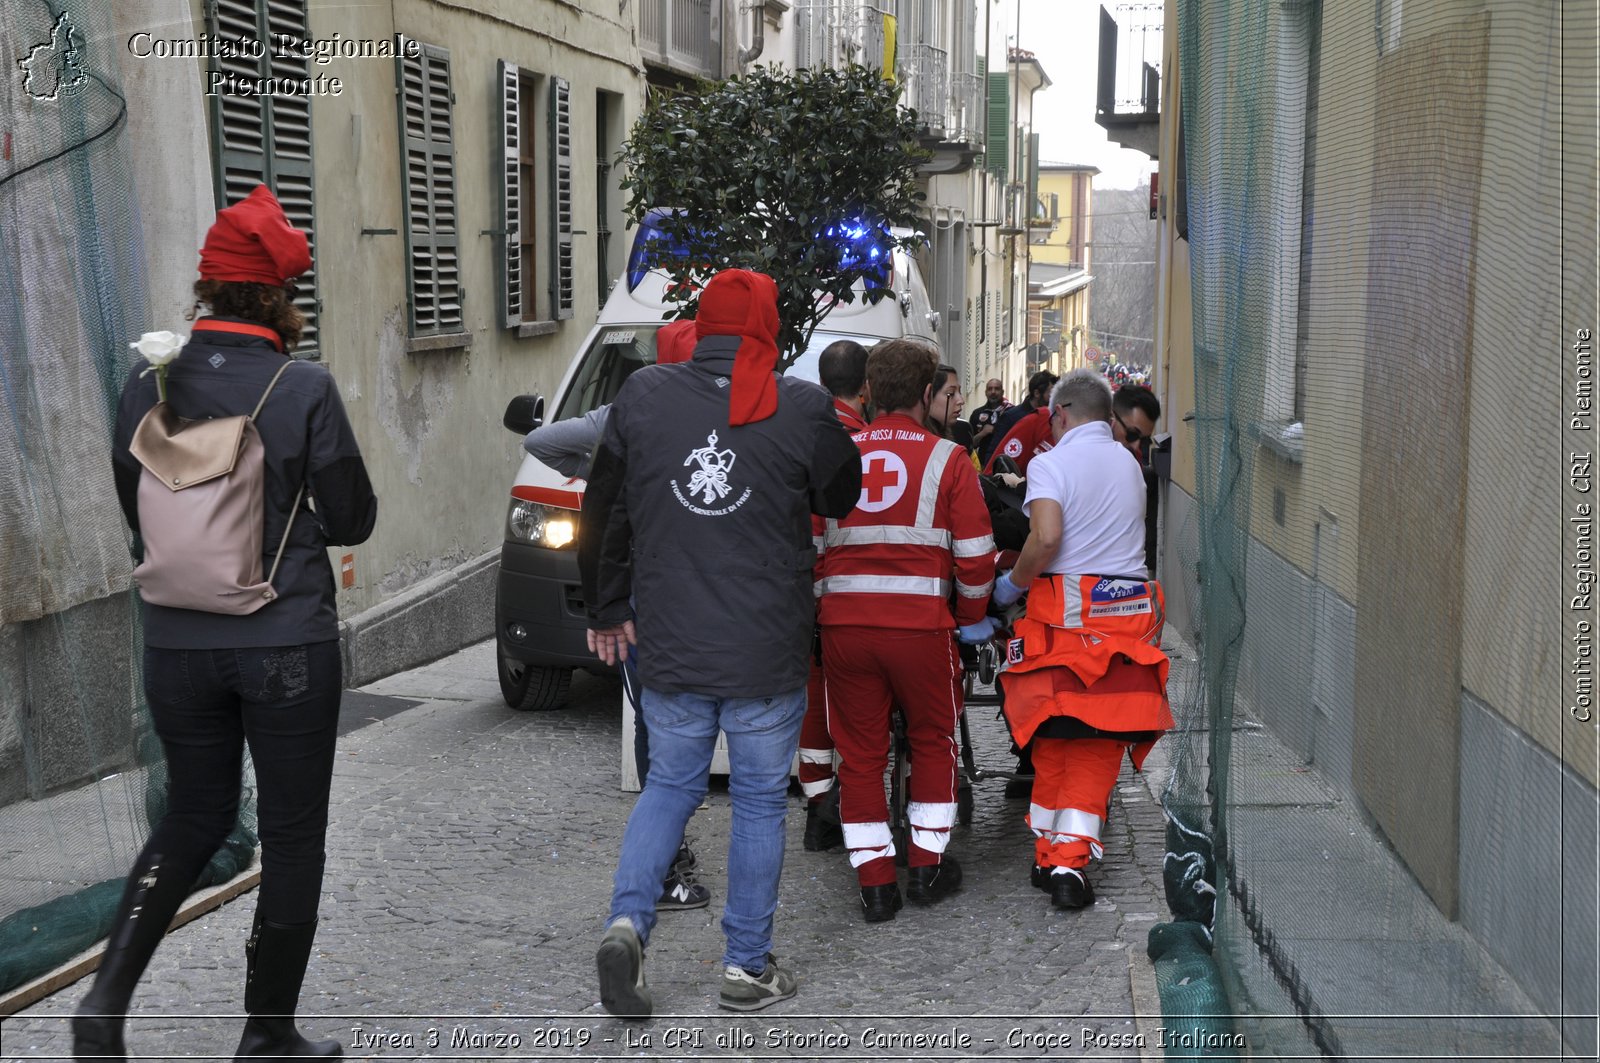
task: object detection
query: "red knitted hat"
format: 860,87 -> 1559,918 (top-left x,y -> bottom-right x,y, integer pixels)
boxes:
695,270 -> 780,426
198,185 -> 311,285
655,318 -> 697,365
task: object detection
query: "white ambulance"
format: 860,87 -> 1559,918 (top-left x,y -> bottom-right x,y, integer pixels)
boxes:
495,215 -> 937,776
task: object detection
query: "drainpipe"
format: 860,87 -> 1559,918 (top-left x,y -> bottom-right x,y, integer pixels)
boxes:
737,0 -> 766,66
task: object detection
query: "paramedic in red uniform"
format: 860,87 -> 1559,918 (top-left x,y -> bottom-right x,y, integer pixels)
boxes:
817,339 -> 997,922
799,340 -> 872,851
990,368 -> 1173,911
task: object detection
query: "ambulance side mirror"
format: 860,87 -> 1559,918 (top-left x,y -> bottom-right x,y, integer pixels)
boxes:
503,394 -> 545,435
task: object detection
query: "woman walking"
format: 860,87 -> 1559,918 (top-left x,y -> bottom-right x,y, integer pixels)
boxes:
76,185 -> 377,1060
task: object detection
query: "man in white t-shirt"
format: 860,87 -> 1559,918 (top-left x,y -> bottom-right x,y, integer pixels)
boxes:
988,369 -> 1173,910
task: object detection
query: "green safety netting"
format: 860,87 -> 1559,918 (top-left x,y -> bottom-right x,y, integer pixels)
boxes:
0,0 -> 256,997
1156,0 -> 1596,1059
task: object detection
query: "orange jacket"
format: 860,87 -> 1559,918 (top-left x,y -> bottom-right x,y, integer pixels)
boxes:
817,413 -> 995,630
999,574 -> 1174,748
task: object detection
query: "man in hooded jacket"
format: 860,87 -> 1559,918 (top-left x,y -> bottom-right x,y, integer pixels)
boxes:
579,270 -> 861,1019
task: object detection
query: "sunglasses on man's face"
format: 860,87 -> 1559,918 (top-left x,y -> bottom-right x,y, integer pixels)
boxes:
1113,411 -> 1145,445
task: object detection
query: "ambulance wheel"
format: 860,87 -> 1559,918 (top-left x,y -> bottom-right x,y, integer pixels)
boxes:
497,655 -> 572,711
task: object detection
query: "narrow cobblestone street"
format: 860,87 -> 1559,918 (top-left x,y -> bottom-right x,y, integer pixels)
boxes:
4,639 -> 1169,1061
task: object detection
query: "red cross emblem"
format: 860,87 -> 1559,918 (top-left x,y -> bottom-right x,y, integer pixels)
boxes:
856,450 -> 907,512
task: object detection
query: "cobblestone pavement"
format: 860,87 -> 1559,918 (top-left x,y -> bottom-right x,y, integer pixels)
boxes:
4,639 -> 1171,1062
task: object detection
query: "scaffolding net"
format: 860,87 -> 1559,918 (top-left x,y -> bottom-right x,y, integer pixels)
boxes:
1158,0 -> 1598,1059
0,0 -> 256,997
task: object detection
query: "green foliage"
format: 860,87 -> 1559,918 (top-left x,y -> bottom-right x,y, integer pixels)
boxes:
620,64 -> 930,365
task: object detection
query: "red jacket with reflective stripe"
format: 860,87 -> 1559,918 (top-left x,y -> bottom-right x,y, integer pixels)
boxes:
817,413 -> 996,630
812,400 -> 869,583
982,406 -> 1053,475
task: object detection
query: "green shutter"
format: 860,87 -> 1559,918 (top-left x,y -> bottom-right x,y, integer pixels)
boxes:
548,76 -> 574,320
497,60 -> 522,328
986,70 -> 1009,181
397,37 -> 462,336
1027,131 -> 1040,217
206,0 -> 321,356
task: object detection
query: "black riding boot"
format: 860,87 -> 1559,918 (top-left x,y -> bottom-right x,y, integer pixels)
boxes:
73,851 -> 194,1061
233,915 -> 342,1059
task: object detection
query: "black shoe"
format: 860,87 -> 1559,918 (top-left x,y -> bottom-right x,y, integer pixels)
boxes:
906,857 -> 963,906
803,804 -> 843,852
859,883 -> 903,923
1030,864 -> 1051,891
657,866 -> 711,910
671,844 -> 696,875
71,1014 -> 126,1061
1003,777 -> 1032,799
1049,867 -> 1095,910
233,916 -> 342,1058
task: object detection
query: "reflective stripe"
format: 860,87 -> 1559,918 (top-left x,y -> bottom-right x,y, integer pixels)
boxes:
1057,807 -> 1104,841
906,800 -> 957,852
797,747 -> 834,765
801,776 -> 835,799
915,438 -> 960,527
1027,803 -> 1053,838
826,524 -> 953,549
952,534 -> 996,558
812,535 -> 826,553
816,575 -> 952,598
956,579 -> 994,599
843,821 -> 895,868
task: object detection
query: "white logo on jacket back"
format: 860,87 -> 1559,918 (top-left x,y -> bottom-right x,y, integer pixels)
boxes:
855,449 -> 908,512
672,430 -> 753,516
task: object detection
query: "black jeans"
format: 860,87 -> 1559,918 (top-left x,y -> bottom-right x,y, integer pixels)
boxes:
141,642 -> 342,925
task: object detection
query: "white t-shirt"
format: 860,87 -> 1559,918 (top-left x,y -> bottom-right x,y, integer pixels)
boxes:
1022,420 -> 1148,578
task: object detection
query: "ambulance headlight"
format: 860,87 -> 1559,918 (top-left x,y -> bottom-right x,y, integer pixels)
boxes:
507,500 -> 578,549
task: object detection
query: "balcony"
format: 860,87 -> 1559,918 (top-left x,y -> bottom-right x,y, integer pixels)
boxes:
1094,3 -> 1161,159
640,0 -> 720,81
795,1 -> 891,73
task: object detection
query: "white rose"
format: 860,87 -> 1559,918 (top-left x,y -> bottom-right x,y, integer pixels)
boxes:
130,330 -> 187,366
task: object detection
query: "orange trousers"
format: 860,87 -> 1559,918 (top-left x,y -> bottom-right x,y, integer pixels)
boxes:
1027,737 -> 1125,870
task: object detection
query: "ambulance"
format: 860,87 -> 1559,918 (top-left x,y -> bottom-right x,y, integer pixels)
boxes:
495,214 -> 937,773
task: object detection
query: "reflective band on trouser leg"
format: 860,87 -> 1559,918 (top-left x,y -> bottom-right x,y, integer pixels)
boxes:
1054,807 -> 1105,861
843,821 -> 895,868
798,747 -> 836,799
907,801 -> 957,855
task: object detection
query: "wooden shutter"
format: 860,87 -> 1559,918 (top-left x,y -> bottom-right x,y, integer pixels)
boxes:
206,0 -> 321,356
548,76 -> 574,320
497,60 -> 522,328
397,37 -> 462,336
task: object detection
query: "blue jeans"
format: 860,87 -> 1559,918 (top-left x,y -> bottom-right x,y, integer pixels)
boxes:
608,686 -> 806,972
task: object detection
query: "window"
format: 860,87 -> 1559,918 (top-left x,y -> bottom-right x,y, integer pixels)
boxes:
497,63 -> 575,330
206,0 -> 321,356
398,37 -> 463,339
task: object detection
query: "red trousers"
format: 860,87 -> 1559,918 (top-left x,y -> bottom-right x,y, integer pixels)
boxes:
1028,737 -> 1125,869
798,659 -> 836,803
822,626 -> 963,885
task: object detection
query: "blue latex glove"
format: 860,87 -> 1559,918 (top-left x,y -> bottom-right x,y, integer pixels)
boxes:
958,616 -> 999,644
991,570 -> 1025,608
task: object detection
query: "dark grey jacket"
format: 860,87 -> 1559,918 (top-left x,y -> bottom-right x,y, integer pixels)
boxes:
112,319 -> 377,649
579,336 -> 861,697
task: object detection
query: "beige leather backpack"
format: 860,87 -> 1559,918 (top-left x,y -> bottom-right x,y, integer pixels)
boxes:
128,359 -> 304,614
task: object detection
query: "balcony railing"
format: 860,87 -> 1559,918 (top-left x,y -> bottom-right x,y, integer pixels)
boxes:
1096,2 -> 1162,116
640,0 -> 719,80
795,1 -> 891,73
907,43 -> 948,133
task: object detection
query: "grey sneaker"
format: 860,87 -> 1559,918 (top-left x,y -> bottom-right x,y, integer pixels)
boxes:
596,920 -> 652,1019
718,954 -> 797,1012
